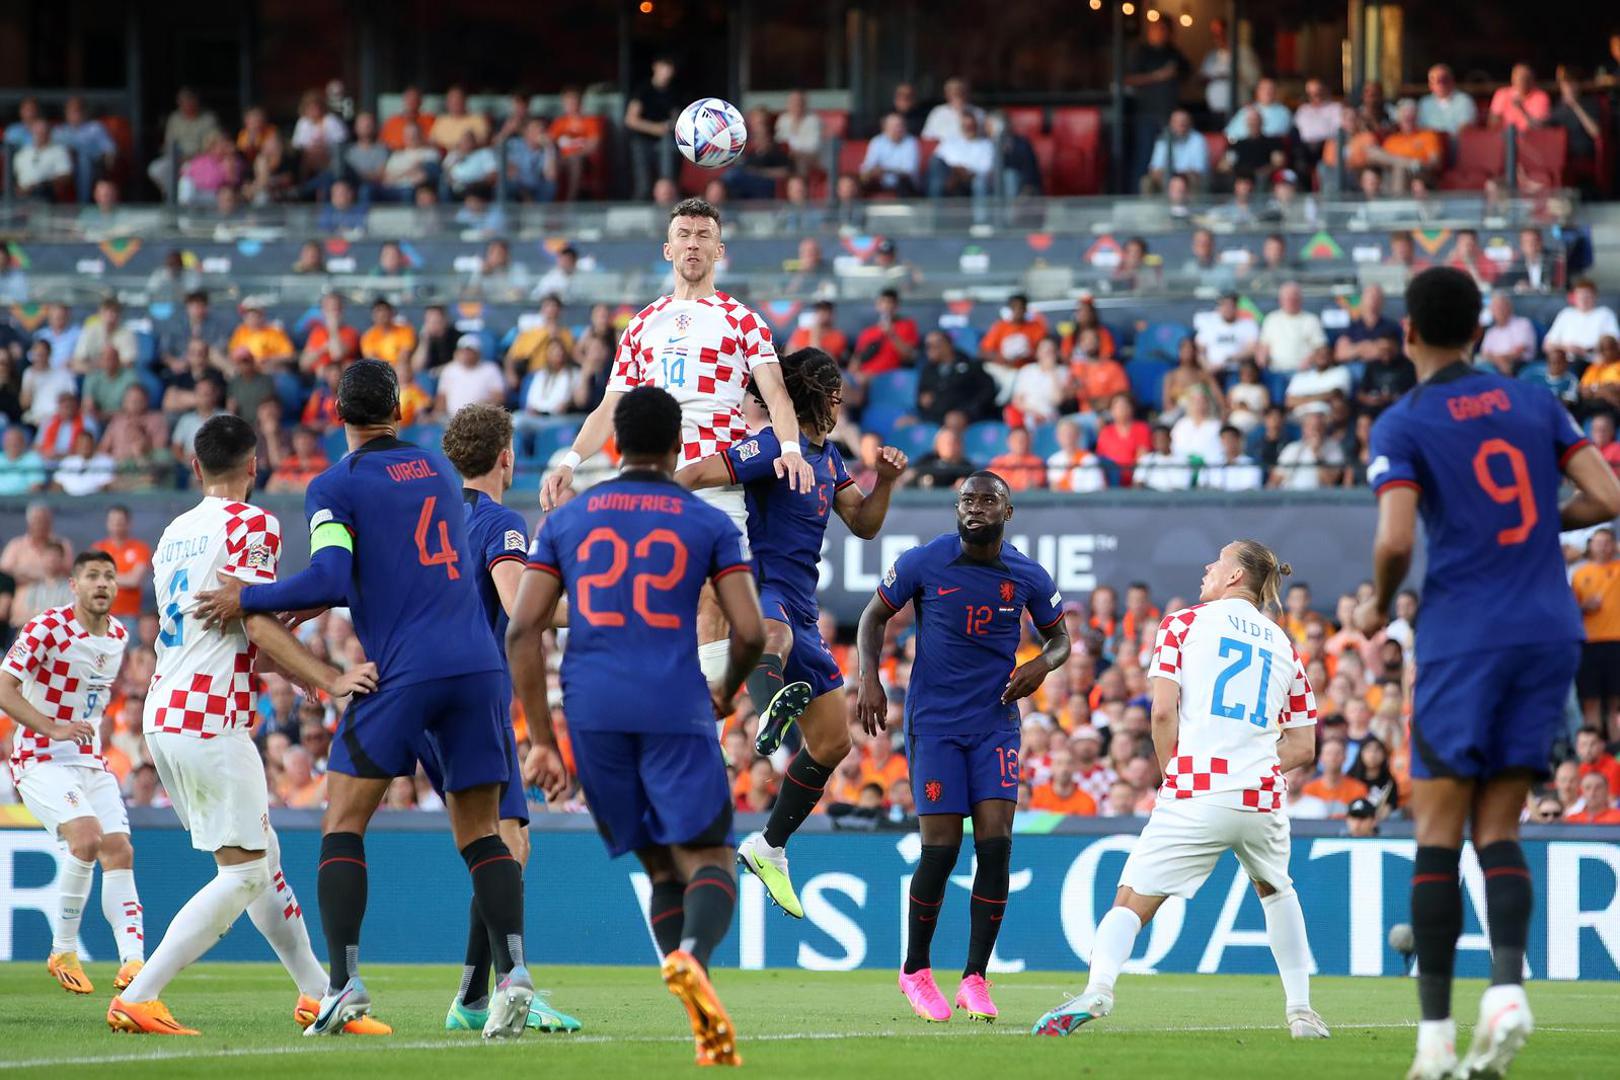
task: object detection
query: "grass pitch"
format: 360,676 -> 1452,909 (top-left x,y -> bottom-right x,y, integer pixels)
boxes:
0,963 -> 1613,1078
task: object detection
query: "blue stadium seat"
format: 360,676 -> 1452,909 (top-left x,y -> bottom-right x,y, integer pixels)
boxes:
946,326 -> 984,357
963,420 -> 1010,464
1104,322 -> 1135,354
274,372 -> 308,416
1127,359 -> 1173,410
861,403 -> 908,441
889,421 -> 938,461
524,421 -> 582,464
1031,421 -> 1061,459
135,330 -> 157,367
416,371 -> 438,399
137,370 -> 164,408
476,328 -> 497,360
1135,321 -> 1190,364
1529,319 -> 1548,355
321,429 -> 348,462
517,372 -> 535,411
864,369 -> 919,411
499,326 -> 521,355
1099,458 -> 1123,488
1344,360 -> 1366,389
399,422 -> 444,449
1264,370 -> 1292,405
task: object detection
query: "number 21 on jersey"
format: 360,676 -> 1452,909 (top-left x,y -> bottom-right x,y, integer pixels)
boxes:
1210,637 -> 1274,727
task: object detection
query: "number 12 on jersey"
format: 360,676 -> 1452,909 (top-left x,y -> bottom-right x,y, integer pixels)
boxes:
1210,636 -> 1274,728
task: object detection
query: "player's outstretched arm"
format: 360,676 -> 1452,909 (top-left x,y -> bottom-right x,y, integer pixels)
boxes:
540,389 -> 623,510
855,593 -> 899,734
244,614 -> 378,699
194,547 -> 352,628
834,446 -> 909,539
1560,444 -> 1620,530
1356,484 -> 1418,634
506,567 -> 569,800
1002,620 -> 1071,705
673,453 -> 731,491
1148,676 -> 1181,773
751,362 -> 815,493
0,672 -> 93,744
712,569 -> 766,714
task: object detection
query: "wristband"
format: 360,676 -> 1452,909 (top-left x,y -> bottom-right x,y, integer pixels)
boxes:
558,451 -> 582,471
779,443 -> 802,457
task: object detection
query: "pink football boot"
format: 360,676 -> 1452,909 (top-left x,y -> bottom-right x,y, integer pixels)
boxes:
954,974 -> 998,1022
897,968 -> 952,1023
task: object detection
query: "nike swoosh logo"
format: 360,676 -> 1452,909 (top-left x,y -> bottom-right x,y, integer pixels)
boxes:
936,587 -> 962,595
668,334 -> 688,343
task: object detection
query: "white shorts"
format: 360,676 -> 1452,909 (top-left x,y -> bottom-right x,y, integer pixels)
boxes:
1119,797 -> 1293,899
695,484 -> 748,535
147,731 -> 270,853
16,764 -> 128,839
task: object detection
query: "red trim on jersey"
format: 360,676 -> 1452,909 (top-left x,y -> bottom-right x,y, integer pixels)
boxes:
722,452 -> 739,485
1375,479 -> 1422,496
487,553 -> 527,571
526,561 -> 562,577
711,564 -> 751,582
1559,438 -> 1591,469
1036,612 -> 1065,631
876,589 -> 902,611
835,477 -> 857,491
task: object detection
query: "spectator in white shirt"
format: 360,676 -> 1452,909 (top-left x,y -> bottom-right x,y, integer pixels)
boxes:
1194,292 -> 1260,374
1009,338 -> 1070,426
773,90 -> 823,176
1284,351 -> 1353,417
1257,283 -> 1328,373
13,119 -> 72,201
1477,290 -> 1537,374
921,77 -> 985,143
1543,279 -> 1620,362
1198,17 -> 1260,116
1169,391 -> 1224,462
1292,78 -> 1345,150
1141,109 -> 1210,193
515,338 -> 578,429
1417,64 -> 1479,135
291,90 -> 348,163
1200,425 -> 1265,491
859,112 -> 920,195
1271,408 -> 1344,489
1046,418 -> 1106,493
532,246 -> 580,302
1224,78 -> 1293,139
52,429 -> 117,496
926,111 -> 994,198
435,334 -> 507,415
1135,426 -> 1194,491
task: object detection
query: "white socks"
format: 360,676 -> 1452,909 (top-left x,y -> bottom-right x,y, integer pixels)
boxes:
120,860 -> 271,1003
699,640 -> 731,736
1261,888 -> 1313,1012
100,867 -> 145,963
52,854 -> 96,954
245,831 -> 328,998
1084,906 -> 1142,996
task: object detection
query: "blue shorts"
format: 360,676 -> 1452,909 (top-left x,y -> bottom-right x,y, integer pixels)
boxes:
760,590 -> 844,700
330,671 -> 510,793
418,702 -> 530,825
1411,641 -> 1580,782
570,729 -> 734,858
907,727 -> 1021,816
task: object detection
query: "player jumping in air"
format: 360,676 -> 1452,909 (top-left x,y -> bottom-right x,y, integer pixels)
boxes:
677,347 -> 907,917
1355,268 -> 1620,1079
1030,539 -> 1330,1042
194,360 -> 536,1040
510,386 -> 765,1067
539,197 -> 813,714
106,415 -> 384,1037
856,472 -> 1070,1024
0,550 -> 145,996
432,403 -> 580,1034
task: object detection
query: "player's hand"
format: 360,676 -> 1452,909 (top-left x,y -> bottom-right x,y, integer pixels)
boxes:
330,662 -> 379,698
523,742 -> 569,801
1001,657 -> 1051,705
776,451 -> 816,494
45,718 -> 95,744
194,573 -> 247,628
874,446 -> 908,483
710,683 -> 736,723
540,466 -> 575,510
856,672 -> 887,736
1353,599 -> 1387,636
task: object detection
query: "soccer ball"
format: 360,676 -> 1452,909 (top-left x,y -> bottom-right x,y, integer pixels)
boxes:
675,98 -> 748,169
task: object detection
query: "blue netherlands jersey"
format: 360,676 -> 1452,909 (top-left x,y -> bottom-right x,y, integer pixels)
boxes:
527,472 -> 752,735
876,532 -> 1063,736
1367,363 -> 1588,662
722,427 -> 854,622
462,488 -> 529,654
303,437 -> 502,688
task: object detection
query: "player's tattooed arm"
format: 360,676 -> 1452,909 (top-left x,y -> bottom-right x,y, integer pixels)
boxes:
1560,443 -> 1620,530
751,362 -> 816,493
1001,621 -> 1070,705
855,592 -> 899,734
1148,675 -> 1181,772
507,567 -> 569,801
1357,485 -> 1418,634
0,672 -> 93,744
834,447 -> 908,539
244,614 -> 378,699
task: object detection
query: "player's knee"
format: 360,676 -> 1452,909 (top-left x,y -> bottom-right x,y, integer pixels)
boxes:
974,834 -> 1011,871
806,723 -> 851,765
763,620 -> 794,660
97,832 -> 133,869
1253,881 -> 1291,902
61,821 -> 102,863
504,824 -> 531,869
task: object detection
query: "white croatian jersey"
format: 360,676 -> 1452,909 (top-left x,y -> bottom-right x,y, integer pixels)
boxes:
3,606 -> 129,780
1150,597 -> 1317,812
145,497 -> 281,739
607,291 -> 779,467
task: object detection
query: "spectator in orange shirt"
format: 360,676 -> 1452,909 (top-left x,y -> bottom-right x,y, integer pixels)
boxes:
226,299 -> 296,369
1565,772 -> 1620,823
548,86 -> 604,201
1059,296 -> 1116,360
1030,746 -> 1098,814
1572,528 -> 1620,731
1575,727 -> 1620,792
1121,582 -> 1161,649
736,757 -> 778,812
301,292 -> 360,373
359,297 -> 417,365
786,300 -> 850,365
1300,738 -> 1369,817
1070,329 -> 1130,413
979,293 -> 1049,372
1381,99 -> 1444,185
279,745 -> 327,809
92,504 -> 151,620
267,427 -> 331,494
989,426 -> 1047,491
862,734 -> 909,791
302,362 -> 343,431
827,746 -> 868,806
381,86 -> 436,150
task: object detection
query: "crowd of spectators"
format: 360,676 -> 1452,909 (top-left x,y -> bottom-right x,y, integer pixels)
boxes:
3,503 -> 1617,830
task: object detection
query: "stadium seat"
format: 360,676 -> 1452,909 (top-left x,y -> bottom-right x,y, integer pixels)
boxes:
917,139 -> 939,176
889,421 -> 939,460
865,369 -> 919,411
1440,127 -> 1503,190
816,110 -> 849,141
1135,321 -> 1191,364
1005,106 -> 1045,138
525,420 -> 582,464
1030,421 -> 1061,459
321,429 -> 348,462
964,420 -> 1010,464
1264,370 -> 1293,405
416,371 -> 439,400
1127,359 -> 1174,410
399,422 -> 444,449
135,330 -> 157,367
947,325 -> 984,357
1344,360 -> 1366,388
274,372 -> 307,416
860,403 -> 909,441
1517,126 -> 1568,191
838,139 -> 869,180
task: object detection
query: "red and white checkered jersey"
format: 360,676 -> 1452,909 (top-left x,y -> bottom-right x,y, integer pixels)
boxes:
606,291 -> 779,467
4,606 -> 129,780
144,497 -> 281,739
1150,597 -> 1317,812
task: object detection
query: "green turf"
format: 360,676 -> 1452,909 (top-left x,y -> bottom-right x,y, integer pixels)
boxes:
0,962 -> 1613,1077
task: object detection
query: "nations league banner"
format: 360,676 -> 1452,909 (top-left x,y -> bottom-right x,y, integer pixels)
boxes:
3,823 -> 1614,979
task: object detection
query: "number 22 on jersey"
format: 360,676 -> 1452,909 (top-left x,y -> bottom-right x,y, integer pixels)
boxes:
574,527 -> 689,629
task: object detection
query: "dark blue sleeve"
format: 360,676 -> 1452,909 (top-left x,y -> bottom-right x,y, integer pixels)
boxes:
1366,410 -> 1421,495
487,506 -> 530,570
526,512 -> 563,579
831,443 -> 855,491
721,428 -> 783,486
1542,386 -> 1590,466
1024,562 -> 1064,630
877,546 -> 923,611
240,546 -> 352,613
708,514 -> 752,581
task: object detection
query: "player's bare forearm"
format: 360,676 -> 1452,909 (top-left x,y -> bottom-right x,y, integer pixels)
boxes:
837,447 -> 908,538
855,593 -> 898,730
673,455 -> 731,491
1149,677 -> 1180,772
714,572 -> 766,700
1366,486 -> 1418,623
243,613 -> 362,697
490,559 -> 525,618
0,673 -> 84,741
1038,623 -> 1071,672
1561,444 -> 1620,529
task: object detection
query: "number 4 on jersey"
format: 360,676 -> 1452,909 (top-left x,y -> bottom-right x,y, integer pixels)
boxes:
415,496 -> 460,580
